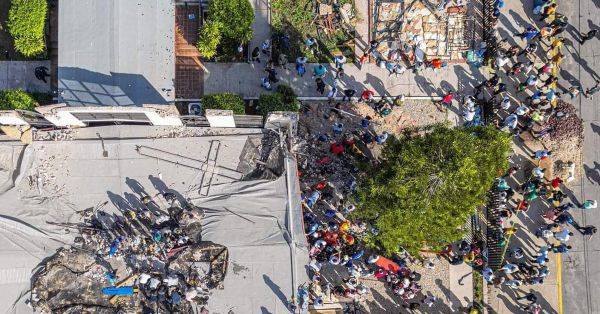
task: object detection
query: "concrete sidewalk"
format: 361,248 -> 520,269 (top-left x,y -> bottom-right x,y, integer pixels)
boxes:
204,61 -> 486,98
0,61 -> 51,92
248,0 -> 270,57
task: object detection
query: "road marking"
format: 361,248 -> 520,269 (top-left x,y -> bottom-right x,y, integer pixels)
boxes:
557,253 -> 563,314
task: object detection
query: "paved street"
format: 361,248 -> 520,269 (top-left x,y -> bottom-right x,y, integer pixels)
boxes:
557,0 -> 600,312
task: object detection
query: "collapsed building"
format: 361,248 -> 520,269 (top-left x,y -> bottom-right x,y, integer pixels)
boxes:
0,122 -> 308,313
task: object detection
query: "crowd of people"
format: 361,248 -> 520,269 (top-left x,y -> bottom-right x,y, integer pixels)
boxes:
246,0 -> 600,311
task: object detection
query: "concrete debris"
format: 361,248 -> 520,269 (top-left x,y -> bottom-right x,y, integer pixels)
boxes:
34,129 -> 76,141
31,194 -> 228,313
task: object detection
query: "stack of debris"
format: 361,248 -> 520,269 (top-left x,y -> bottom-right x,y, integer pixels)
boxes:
546,101 -> 584,145
374,0 -> 471,61
31,195 -> 228,313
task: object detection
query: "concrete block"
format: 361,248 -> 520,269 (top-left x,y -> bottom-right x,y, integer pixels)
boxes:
205,109 -> 236,128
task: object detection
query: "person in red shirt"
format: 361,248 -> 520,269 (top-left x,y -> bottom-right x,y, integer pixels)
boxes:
437,92 -> 454,111
430,58 -> 447,70
551,177 -> 563,190
360,90 -> 375,103
330,142 -> 344,155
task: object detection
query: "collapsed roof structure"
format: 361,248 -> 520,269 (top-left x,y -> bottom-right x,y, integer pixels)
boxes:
0,125 -> 308,313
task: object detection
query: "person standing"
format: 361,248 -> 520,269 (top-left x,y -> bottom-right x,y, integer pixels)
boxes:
315,78 -> 326,95
312,64 -> 327,79
517,292 -> 538,304
437,92 -> 455,111
334,55 -> 346,69
251,47 -> 261,63
342,89 -> 356,101
34,66 -> 50,83
539,3 -> 557,21
360,89 -> 375,103
580,29 -> 598,45
278,53 -> 288,70
584,80 -> 600,99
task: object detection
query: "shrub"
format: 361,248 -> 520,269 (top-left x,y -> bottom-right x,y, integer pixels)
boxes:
275,84 -> 299,107
258,85 -> 299,116
197,21 -> 222,59
7,0 -> 47,57
0,89 -> 38,111
201,93 -> 246,114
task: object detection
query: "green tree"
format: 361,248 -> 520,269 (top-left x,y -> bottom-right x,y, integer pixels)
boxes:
201,93 -> 246,114
7,0 -> 47,57
197,21 -> 222,59
0,89 -> 38,110
208,0 -> 254,44
258,85 -> 300,115
354,125 -> 512,256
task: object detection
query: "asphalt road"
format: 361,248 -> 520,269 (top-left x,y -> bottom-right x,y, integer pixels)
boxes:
556,0 -> 600,312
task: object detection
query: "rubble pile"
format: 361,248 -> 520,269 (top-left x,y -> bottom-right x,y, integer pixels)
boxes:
295,102 -> 428,309
546,100 -> 584,145
31,195 -> 228,314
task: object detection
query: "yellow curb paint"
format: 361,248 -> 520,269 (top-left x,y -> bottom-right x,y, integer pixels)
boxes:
557,253 -> 563,314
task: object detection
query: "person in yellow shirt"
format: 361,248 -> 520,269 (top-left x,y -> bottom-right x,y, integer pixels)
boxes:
539,3 -> 557,21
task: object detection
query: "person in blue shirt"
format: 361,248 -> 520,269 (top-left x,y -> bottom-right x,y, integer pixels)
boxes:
312,64 -> 327,78
551,243 -> 571,253
515,27 -> 539,40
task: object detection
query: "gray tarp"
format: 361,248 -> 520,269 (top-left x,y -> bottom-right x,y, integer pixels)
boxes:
0,127 -> 308,314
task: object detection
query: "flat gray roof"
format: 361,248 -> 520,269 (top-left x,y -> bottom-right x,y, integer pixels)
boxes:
0,126 -> 308,313
58,0 -> 175,106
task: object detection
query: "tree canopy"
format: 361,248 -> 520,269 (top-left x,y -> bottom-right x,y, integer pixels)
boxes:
354,125 -> 512,256
7,0 -> 47,57
198,0 -> 254,59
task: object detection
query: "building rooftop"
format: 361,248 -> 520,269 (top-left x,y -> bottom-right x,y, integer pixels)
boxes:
0,125 -> 307,313
58,0 -> 176,106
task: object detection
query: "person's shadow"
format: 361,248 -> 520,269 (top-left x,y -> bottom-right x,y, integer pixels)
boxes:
584,163 -> 600,185
263,275 -> 288,308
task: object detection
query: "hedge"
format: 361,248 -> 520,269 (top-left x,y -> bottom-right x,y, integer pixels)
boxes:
7,0 -> 48,57
0,89 -> 38,111
258,85 -> 300,116
201,93 -> 246,114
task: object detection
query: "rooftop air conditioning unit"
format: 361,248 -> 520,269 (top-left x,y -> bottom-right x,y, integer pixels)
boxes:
188,103 -> 201,116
